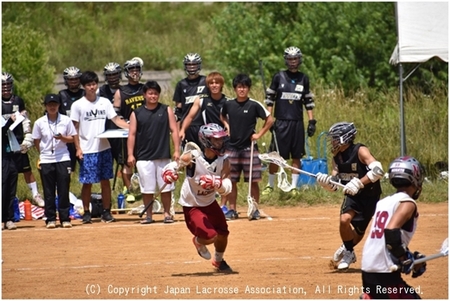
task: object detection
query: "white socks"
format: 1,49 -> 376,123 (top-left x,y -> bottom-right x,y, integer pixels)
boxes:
291,174 -> 299,188
267,174 -> 275,187
214,251 -> 224,262
28,181 -> 38,196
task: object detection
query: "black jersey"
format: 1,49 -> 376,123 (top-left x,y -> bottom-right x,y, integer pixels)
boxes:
119,83 -> 144,121
200,93 -> 228,127
221,98 -> 269,150
133,103 -> 171,161
334,143 -> 382,198
2,95 -> 26,143
173,76 -> 209,123
269,70 -> 314,121
58,89 -> 85,116
99,84 -> 119,103
99,84 -> 120,130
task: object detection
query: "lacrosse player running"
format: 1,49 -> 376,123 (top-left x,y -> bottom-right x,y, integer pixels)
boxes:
220,74 -> 274,220
316,122 -> 383,270
162,123 -> 233,272
262,46 -> 317,197
127,81 -> 180,224
361,156 -> 426,299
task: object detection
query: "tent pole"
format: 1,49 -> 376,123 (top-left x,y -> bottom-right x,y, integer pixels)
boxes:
399,63 -> 406,156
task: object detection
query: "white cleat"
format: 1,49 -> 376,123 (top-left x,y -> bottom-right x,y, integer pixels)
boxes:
333,244 -> 346,262
337,250 -> 356,270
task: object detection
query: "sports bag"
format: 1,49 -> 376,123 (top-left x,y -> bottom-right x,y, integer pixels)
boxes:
298,131 -> 328,187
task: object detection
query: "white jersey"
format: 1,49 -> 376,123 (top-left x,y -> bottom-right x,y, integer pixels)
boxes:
178,151 -> 225,207
361,192 -> 418,273
70,96 -> 116,154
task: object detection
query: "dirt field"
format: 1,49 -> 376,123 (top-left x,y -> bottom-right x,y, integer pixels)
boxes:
2,203 -> 448,299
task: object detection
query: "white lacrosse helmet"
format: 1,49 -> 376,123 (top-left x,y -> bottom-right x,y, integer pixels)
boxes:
284,46 -> 303,70
388,156 -> 424,199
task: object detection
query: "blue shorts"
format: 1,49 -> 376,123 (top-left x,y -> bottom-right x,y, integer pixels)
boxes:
79,149 -> 113,184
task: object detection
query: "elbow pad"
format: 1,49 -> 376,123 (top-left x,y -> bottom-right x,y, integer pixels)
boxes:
216,178 -> 232,196
304,93 -> 315,110
22,118 -> 31,134
384,228 -> 407,259
174,107 -> 182,122
264,88 -> 276,106
367,161 -> 384,183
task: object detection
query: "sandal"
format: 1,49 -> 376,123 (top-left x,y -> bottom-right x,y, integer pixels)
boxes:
163,216 -> 174,224
140,217 -> 153,224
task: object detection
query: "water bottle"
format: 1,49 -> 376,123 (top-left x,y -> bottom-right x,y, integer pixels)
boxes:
24,199 -> 32,221
118,193 -> 125,210
13,197 -> 20,222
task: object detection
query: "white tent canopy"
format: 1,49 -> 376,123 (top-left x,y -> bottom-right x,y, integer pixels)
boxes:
389,2 -> 448,156
390,2 -> 448,64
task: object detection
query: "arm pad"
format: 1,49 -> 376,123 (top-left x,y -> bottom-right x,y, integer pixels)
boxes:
264,88 -> 276,106
22,116 -> 32,134
216,178 -> 232,196
367,161 -> 384,183
174,107 -> 182,122
385,228 -> 406,259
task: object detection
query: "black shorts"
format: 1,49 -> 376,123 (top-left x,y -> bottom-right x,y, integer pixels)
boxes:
340,194 -> 379,233
362,271 -> 421,299
12,153 -> 32,173
183,125 -> 202,150
117,138 -> 128,166
269,119 -> 305,159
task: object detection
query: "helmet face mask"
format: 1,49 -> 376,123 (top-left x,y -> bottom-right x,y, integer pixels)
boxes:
123,58 -> 143,82
104,62 -> 122,88
2,72 -> 14,98
388,156 -> 424,199
183,53 -> 202,76
198,123 -> 228,156
327,122 -> 357,155
63,66 -> 82,89
284,46 -> 303,70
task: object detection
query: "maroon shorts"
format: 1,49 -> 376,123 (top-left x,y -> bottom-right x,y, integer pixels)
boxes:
182,201 -> 229,240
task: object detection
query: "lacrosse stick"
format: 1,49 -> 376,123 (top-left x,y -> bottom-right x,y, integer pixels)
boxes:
271,131 -> 291,192
130,172 -> 161,213
259,151 -> 345,188
390,238 -> 448,272
247,141 -> 259,220
139,142 -> 202,217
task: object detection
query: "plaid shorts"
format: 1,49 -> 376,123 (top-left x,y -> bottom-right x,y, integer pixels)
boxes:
79,149 -> 113,184
225,147 -> 262,182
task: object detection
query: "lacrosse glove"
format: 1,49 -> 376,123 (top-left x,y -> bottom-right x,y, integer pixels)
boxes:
343,177 -> 364,195
161,162 -> 179,184
198,175 -> 222,190
307,119 -> 317,137
412,251 -> 427,278
399,250 -> 415,275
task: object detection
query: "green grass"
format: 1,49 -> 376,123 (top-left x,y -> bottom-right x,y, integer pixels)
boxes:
18,82 -> 448,208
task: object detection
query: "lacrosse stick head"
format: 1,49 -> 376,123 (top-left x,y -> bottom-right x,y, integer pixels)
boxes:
441,238 -> 449,256
277,167 -> 292,192
129,173 -> 141,195
258,151 -> 287,167
247,196 -> 257,220
179,141 -> 202,167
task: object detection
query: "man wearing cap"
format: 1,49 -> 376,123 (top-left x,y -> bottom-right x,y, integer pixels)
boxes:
31,94 -> 78,229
